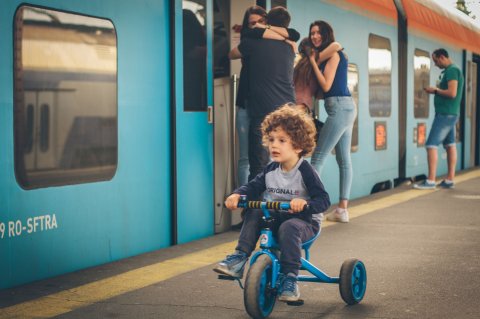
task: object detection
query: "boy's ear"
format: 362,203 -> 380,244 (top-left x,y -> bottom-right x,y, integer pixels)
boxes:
295,148 -> 302,155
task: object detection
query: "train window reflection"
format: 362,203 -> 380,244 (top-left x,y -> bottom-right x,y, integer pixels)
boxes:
14,6 -> 117,189
347,64 -> 359,152
413,49 -> 430,118
368,34 -> 391,117
183,0 -> 207,111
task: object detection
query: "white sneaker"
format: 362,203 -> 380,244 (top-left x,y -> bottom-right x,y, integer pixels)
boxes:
326,208 -> 349,223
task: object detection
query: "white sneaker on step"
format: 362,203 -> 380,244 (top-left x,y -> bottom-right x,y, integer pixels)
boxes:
326,208 -> 349,223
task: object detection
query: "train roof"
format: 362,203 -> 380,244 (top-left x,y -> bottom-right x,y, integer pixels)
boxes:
402,0 -> 480,54
324,0 -> 398,25
326,0 -> 480,54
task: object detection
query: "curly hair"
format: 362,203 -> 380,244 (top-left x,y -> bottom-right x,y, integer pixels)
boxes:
261,104 -> 317,157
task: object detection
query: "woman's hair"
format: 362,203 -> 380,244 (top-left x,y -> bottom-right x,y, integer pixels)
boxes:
241,5 -> 267,36
261,105 -> 317,157
294,37 -> 315,88
309,20 -> 335,52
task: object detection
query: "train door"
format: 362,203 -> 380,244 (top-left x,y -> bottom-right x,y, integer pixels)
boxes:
468,57 -> 479,165
176,0 -> 214,243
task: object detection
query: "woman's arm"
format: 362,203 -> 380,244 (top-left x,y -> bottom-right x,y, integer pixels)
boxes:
254,23 -> 300,41
309,51 -> 340,92
318,42 -> 342,63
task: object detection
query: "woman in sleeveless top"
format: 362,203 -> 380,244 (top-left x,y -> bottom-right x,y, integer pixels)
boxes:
308,20 -> 357,223
294,37 -> 341,112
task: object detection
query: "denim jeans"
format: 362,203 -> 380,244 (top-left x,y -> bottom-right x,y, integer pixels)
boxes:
236,107 -> 250,187
426,113 -> 459,149
248,117 -> 270,182
311,96 -> 356,200
236,209 -> 317,276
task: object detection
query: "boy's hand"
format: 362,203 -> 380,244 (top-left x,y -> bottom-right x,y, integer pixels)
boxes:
289,198 -> 307,213
225,194 -> 241,210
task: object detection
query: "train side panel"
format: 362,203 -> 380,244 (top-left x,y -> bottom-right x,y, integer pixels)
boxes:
0,0 -> 171,289
290,0 -> 399,201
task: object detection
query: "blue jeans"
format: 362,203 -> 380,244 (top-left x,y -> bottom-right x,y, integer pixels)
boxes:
311,96 -> 356,201
248,116 -> 270,182
426,113 -> 458,149
236,107 -> 249,187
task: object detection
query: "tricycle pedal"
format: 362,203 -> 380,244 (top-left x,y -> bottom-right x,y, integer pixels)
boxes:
217,274 -> 236,280
286,299 -> 304,306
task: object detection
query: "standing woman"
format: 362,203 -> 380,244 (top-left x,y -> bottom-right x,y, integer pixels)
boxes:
308,21 -> 356,223
294,37 -> 342,112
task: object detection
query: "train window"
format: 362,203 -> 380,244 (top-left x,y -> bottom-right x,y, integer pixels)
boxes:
413,49 -> 430,118
256,0 -> 287,9
368,34 -> 391,117
271,0 -> 287,8
213,0 -> 230,78
466,61 -> 477,119
14,6 -> 117,189
183,0 -> 208,111
347,64 -> 359,152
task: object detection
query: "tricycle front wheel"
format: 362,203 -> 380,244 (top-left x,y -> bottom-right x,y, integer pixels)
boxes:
339,258 -> 367,305
244,254 -> 277,319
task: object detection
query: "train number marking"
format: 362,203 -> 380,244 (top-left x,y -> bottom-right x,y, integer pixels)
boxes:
0,214 -> 58,239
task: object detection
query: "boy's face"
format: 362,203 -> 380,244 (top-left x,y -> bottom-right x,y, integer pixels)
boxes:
267,127 -> 302,167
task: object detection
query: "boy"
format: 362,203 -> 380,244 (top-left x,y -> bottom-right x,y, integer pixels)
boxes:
213,105 -> 330,302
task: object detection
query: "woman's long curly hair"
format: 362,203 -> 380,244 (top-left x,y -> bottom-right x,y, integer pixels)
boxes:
261,105 -> 317,157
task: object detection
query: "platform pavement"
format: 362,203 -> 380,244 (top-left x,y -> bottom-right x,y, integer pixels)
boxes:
1,169 -> 479,319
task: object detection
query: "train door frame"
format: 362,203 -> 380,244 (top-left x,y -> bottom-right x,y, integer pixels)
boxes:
473,54 -> 480,165
462,51 -> 479,169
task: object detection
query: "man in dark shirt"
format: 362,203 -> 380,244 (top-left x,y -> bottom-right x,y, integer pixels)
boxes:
229,6 -> 296,182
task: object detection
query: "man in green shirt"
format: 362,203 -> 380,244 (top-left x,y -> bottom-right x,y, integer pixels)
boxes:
414,48 -> 464,190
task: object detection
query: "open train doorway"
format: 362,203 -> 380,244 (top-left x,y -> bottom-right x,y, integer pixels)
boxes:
472,54 -> 480,165
213,0 -> 255,233
212,0 -> 289,233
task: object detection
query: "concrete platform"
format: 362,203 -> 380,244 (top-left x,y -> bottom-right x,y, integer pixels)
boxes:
1,169 -> 480,319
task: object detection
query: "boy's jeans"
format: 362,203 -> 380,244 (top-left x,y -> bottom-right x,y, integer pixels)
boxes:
236,209 -> 317,276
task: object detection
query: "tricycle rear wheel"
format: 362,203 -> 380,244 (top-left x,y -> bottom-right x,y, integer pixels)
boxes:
339,258 -> 367,305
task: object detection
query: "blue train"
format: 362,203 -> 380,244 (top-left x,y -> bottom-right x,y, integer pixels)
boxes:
1,0 -> 479,289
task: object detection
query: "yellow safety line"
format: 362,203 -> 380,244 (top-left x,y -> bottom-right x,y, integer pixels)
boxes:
2,169 -> 479,319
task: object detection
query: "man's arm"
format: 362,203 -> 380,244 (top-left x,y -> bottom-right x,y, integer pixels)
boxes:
229,46 -> 242,60
424,80 -> 458,99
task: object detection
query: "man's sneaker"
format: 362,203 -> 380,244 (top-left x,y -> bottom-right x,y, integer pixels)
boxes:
213,251 -> 248,279
413,180 -> 436,190
278,274 -> 300,302
438,180 -> 455,189
326,208 -> 349,223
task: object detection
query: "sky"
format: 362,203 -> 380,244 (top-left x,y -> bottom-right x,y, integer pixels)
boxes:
436,0 -> 480,25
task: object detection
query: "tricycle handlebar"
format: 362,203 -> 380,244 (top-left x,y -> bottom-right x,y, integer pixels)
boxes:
237,200 -> 291,210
